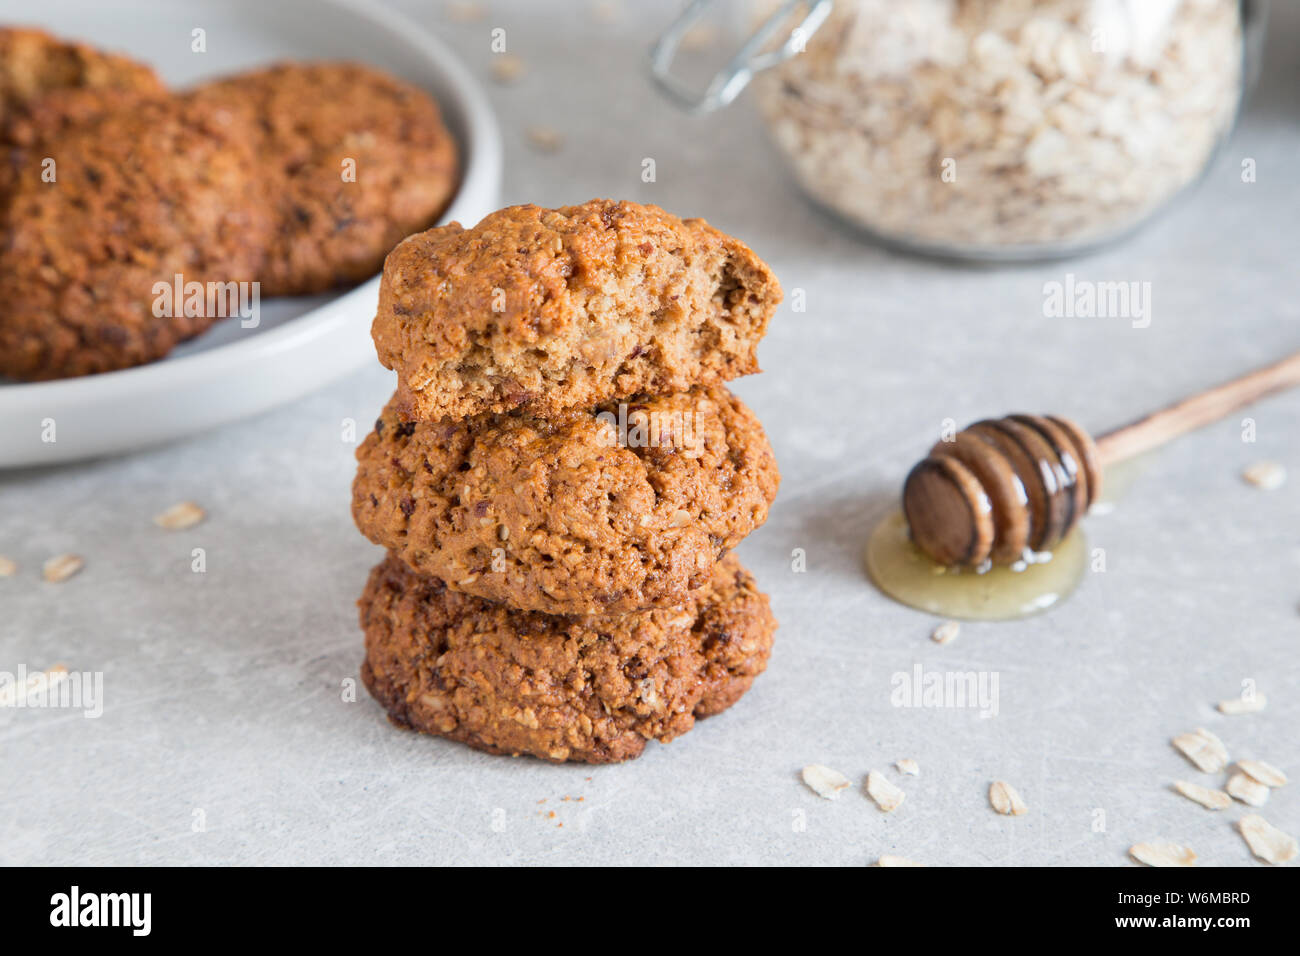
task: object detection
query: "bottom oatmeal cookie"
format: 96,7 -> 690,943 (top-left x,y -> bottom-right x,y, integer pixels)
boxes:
359,552 -> 775,763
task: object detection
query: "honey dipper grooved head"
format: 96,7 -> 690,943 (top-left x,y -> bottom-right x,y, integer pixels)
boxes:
903,414 -> 1100,568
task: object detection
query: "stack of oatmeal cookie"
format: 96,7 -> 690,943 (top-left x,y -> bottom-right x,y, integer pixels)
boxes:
351,199 -> 783,763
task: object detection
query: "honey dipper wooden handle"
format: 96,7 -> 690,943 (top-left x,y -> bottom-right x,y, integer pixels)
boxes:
1094,350 -> 1300,467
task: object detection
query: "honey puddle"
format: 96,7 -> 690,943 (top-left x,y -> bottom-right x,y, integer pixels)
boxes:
864,510 -> 1088,621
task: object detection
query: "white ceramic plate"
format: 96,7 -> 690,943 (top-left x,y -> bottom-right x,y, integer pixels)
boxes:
0,0 -> 501,466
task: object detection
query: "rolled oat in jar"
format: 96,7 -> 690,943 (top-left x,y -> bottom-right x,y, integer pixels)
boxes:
749,0 -> 1257,259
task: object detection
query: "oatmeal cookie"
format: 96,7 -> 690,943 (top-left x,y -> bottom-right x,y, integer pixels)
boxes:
359,551 -> 776,763
371,199 -> 782,422
0,27 -> 164,141
190,62 -> 458,295
352,384 -> 779,615
0,93 -> 273,379
1,86 -> 160,150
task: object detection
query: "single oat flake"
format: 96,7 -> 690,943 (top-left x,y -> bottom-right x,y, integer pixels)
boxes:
591,0 -> 621,25
678,23 -> 717,53
1242,461 -> 1286,490
1130,842 -> 1197,868
931,621 -> 959,645
801,764 -> 850,800
989,781 -> 1028,816
526,126 -> 563,153
1172,728 -> 1229,773
1238,815 -> 1299,865
1237,759 -> 1288,789
154,501 -> 205,530
490,54 -> 525,84
42,553 -> 83,583
0,555 -> 17,577
896,758 -> 920,776
1173,780 -> 1232,811
1218,694 -> 1267,715
865,771 -> 905,812
874,855 -> 924,867
0,664 -> 67,708
1226,773 -> 1269,808
446,1 -> 486,23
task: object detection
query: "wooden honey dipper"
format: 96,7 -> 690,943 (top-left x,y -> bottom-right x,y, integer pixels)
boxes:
903,350 -> 1300,568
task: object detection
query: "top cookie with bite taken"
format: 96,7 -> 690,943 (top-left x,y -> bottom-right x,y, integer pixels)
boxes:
371,199 -> 782,422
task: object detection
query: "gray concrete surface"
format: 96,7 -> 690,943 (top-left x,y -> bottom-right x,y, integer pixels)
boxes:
2,0 -> 1297,865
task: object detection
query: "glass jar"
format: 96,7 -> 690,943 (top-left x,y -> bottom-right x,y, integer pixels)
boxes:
654,0 -> 1265,260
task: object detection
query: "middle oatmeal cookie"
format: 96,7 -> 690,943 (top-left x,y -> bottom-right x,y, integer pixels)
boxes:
352,383 -> 780,616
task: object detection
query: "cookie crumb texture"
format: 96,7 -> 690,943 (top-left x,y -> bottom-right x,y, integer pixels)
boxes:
372,199 -> 782,421
352,383 -> 779,615
0,55 -> 458,380
359,552 -> 775,763
0,93 -> 273,380
0,27 -> 163,138
190,62 -> 458,296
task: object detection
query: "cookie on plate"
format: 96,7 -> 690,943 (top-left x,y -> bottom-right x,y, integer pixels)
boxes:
1,86 -> 163,151
190,62 -> 458,295
360,551 -> 775,763
352,383 -> 779,616
371,199 -> 782,422
0,93 -> 273,380
0,27 -> 164,142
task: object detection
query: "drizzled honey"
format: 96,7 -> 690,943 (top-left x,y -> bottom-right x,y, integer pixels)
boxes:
865,509 -> 1087,621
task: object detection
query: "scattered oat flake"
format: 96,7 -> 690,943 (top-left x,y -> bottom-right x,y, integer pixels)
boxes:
591,0 -> 621,23
0,555 -> 16,577
801,764 -> 850,800
42,553 -> 83,583
1173,780 -> 1232,811
0,664 -> 67,708
154,500 -> 205,530
1242,461 -> 1285,490
989,780 -> 1028,816
931,620 -> 959,644
874,855 -> 924,867
526,126 -> 562,152
446,1 -> 486,23
865,771 -> 905,812
1237,759 -> 1287,789
1172,728 -> 1229,773
1130,842 -> 1197,867
1218,694 -> 1267,715
490,54 -> 525,83
1226,772 -> 1269,807
679,23 -> 717,52
896,758 -> 920,776
1238,815 -> 1298,864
